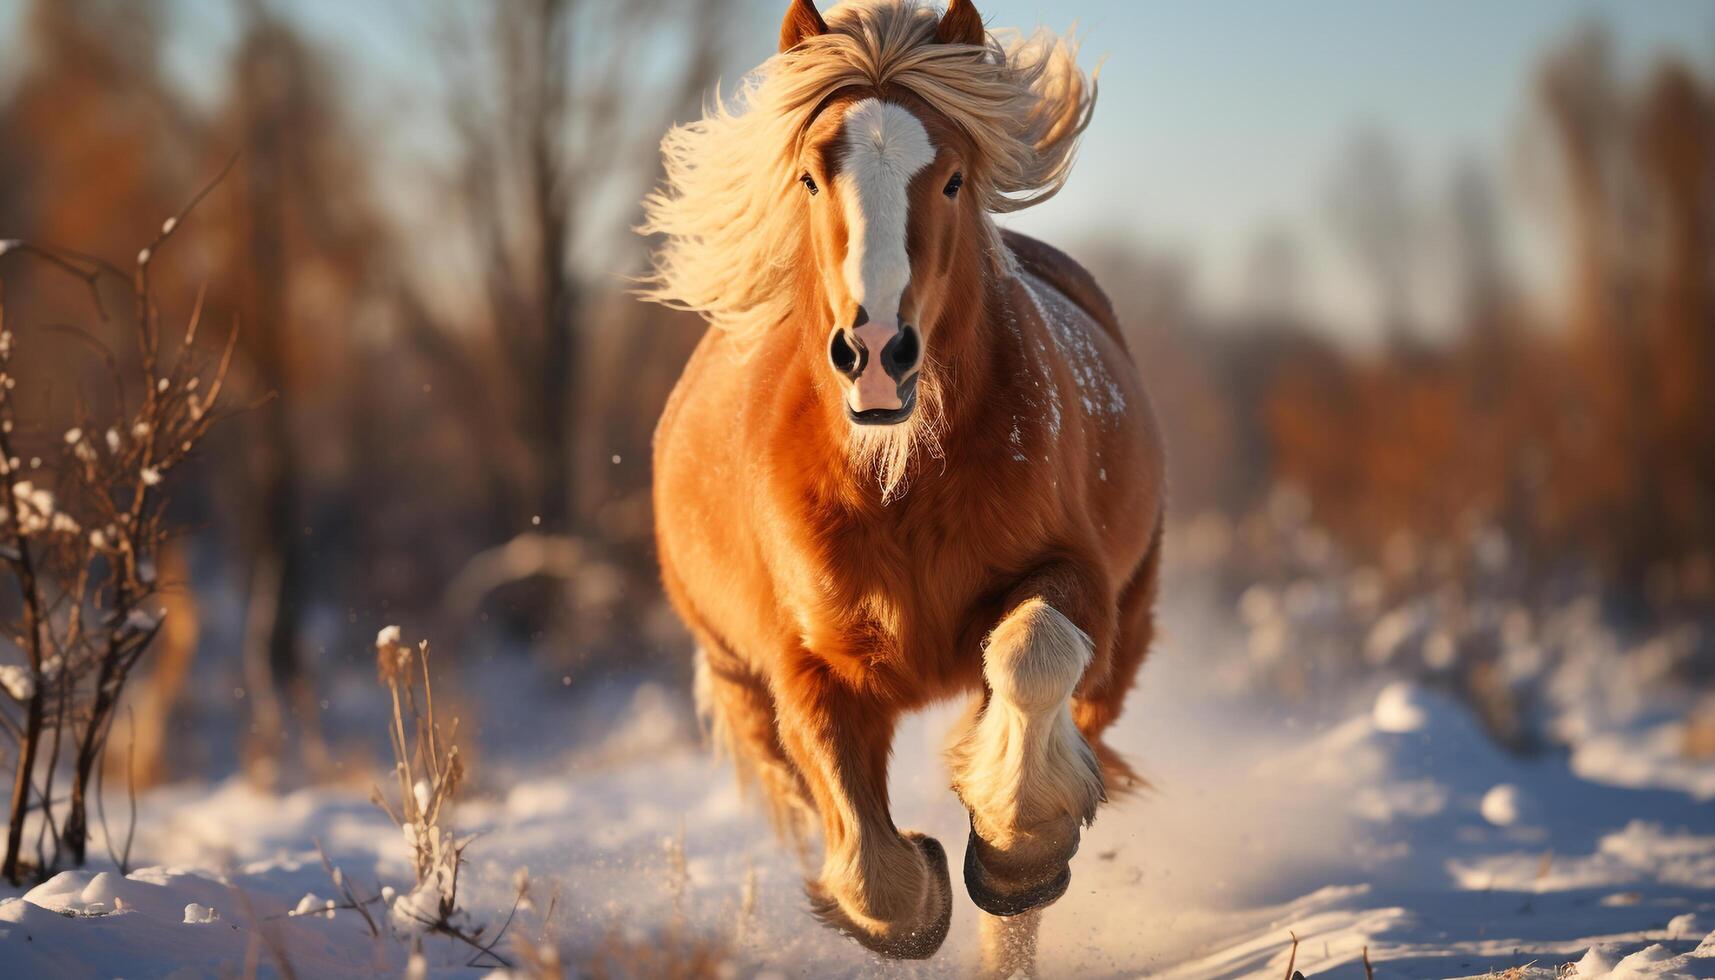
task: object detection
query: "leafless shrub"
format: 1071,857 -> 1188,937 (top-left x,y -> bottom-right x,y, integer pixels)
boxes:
0,163 -> 239,885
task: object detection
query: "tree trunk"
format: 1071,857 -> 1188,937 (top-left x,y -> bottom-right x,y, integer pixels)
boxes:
3,685 -> 42,885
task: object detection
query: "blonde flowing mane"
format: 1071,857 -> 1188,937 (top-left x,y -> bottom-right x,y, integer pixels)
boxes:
639,0 -> 1095,340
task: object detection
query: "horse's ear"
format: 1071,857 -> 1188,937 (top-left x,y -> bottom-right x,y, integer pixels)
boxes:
935,0 -> 985,46
779,0 -> 829,53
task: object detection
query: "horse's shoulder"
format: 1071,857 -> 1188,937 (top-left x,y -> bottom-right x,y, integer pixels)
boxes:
999,230 -> 1122,345
654,331 -> 712,450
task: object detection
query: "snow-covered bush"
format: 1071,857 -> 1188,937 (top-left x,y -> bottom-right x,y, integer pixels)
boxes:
1177,483 -> 1715,753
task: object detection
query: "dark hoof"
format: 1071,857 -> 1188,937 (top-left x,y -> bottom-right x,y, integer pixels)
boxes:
963,822 -> 1074,917
807,832 -> 953,959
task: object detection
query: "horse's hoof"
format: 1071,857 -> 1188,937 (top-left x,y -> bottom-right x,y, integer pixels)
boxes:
807,831 -> 953,959
963,820 -> 1075,917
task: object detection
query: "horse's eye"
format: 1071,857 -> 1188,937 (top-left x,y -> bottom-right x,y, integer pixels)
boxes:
944,171 -> 963,198
800,173 -> 819,196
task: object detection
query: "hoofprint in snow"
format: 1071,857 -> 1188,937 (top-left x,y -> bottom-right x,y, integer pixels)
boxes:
3,582 -> 1713,978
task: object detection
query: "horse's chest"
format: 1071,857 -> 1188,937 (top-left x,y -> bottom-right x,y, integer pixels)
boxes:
814,518 -> 998,670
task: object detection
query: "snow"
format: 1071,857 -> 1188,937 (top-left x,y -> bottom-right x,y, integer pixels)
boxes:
2,583 -> 1712,977
1574,722 -> 1715,802
1372,679 -> 1431,732
1479,782 -> 1533,826
0,664 -> 33,702
1022,273 -> 1126,422
389,881 -> 444,935
293,892 -> 336,919
8,479 -> 67,536
182,902 -> 218,924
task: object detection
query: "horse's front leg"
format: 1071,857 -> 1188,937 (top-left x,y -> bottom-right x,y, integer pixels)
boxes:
773,661 -> 953,959
949,561 -> 1109,919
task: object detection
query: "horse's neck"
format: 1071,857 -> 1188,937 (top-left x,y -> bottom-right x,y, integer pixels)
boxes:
935,256 -> 1014,441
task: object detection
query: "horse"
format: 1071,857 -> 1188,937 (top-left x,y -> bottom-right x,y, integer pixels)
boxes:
641,0 -> 1164,970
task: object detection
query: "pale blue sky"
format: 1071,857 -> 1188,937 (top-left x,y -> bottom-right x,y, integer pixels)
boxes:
4,0 -> 1712,339
967,0 -> 1713,334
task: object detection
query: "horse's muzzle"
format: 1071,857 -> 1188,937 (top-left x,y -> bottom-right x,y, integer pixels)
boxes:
830,317 -> 921,421
847,377 -> 918,426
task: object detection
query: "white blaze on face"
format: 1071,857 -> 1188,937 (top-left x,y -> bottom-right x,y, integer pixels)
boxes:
837,99 -> 935,330
835,99 -> 935,417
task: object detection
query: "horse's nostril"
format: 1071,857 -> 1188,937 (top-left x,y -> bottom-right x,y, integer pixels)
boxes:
883,325 -> 920,377
829,329 -> 861,377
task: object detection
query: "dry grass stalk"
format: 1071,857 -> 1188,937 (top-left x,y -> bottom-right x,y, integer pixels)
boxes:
369,625 -> 520,970
736,858 -> 757,945
586,827 -> 732,980
227,869 -> 301,980
588,927 -> 730,980
506,877 -> 566,980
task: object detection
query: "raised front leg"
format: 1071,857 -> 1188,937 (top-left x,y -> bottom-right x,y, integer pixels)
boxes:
949,562 -> 1109,918
772,660 -> 952,958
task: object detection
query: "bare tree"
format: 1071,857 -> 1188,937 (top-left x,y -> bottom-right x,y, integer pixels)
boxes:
1241,224 -> 1305,327
401,0 -> 733,641
221,4 -> 387,779
1446,158 -> 1511,326
1326,126 -> 1422,344
1537,27 -> 1628,345
1633,59 -> 1715,562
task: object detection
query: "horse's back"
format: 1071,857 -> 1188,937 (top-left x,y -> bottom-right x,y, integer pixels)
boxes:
1003,231 -> 1165,589
1001,230 -> 1125,349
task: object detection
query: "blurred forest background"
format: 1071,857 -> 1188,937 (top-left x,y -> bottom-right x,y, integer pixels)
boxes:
1,0 -> 1712,794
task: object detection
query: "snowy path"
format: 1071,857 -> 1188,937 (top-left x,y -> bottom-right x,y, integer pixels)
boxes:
3,584 -> 1714,978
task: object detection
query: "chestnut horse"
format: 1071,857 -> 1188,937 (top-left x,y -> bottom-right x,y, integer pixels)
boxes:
643,0 -> 1163,970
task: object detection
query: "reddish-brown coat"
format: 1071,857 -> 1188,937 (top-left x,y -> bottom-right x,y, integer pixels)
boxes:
653,109 -> 1164,762
652,76 -> 1163,953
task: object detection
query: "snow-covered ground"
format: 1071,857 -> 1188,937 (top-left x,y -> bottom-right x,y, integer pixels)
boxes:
3,579 -> 1714,978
